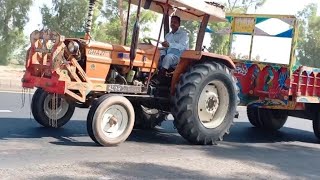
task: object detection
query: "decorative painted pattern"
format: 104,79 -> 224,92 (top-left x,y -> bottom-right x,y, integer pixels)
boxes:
234,61 -> 290,106
234,61 -> 320,108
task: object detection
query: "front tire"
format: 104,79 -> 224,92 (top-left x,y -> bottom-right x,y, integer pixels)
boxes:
87,95 -> 135,146
31,88 -> 75,128
171,61 -> 237,145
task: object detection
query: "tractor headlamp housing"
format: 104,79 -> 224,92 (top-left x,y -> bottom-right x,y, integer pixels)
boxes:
67,41 -> 79,54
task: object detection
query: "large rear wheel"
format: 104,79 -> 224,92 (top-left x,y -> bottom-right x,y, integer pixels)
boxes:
171,61 -> 237,145
31,88 -> 75,128
87,95 -> 135,146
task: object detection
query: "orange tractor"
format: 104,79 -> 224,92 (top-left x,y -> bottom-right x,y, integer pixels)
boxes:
22,0 -> 239,146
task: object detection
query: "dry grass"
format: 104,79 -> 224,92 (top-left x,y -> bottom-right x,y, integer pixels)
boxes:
0,65 -> 25,91
0,65 -> 25,80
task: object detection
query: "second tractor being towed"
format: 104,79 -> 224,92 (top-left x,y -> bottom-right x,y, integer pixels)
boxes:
22,0 -> 239,146
220,13 -> 320,141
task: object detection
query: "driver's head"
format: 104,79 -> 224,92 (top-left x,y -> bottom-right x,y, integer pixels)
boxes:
170,16 -> 180,33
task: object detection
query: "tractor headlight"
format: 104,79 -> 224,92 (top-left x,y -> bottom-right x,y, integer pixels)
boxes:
67,41 -> 79,54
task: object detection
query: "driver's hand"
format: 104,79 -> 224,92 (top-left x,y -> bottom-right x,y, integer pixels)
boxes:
161,41 -> 169,48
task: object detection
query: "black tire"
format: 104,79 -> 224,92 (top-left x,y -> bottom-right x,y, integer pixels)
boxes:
31,88 -> 42,125
87,95 -> 135,146
171,61 -> 237,145
259,109 -> 288,130
31,88 -> 75,128
313,112 -> 320,140
132,103 -> 165,129
247,105 -> 262,127
247,105 -> 288,130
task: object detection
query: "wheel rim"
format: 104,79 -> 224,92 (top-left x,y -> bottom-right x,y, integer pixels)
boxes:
44,94 -> 69,120
101,105 -> 129,138
197,80 -> 229,129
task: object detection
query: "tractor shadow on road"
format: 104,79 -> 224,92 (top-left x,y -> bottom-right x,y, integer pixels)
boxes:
128,120 -> 189,145
195,122 -> 320,179
36,161 -> 236,180
0,117 -> 319,146
224,121 -> 319,144
0,117 -> 188,146
0,117 -> 97,146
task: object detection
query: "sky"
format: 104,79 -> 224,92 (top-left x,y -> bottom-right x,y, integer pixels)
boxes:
24,0 -> 320,36
24,0 -> 51,36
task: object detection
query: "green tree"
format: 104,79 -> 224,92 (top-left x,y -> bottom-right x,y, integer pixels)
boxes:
226,0 -> 266,12
0,0 -> 32,65
208,22 -> 230,54
296,4 -> 320,67
180,21 -> 199,49
41,0 -> 157,45
93,0 -> 158,45
40,0 -> 96,37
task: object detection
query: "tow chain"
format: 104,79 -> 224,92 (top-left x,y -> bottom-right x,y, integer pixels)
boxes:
49,93 -> 59,128
21,88 -> 33,121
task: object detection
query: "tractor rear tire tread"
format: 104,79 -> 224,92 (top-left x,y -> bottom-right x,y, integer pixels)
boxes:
172,61 -> 237,145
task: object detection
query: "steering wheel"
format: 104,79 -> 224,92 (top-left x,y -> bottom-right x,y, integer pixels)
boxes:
141,37 -> 166,50
142,37 -> 160,45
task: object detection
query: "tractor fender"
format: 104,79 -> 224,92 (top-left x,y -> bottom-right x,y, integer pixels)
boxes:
170,50 -> 235,95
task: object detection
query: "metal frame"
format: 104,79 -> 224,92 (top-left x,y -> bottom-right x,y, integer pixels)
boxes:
226,13 -> 297,67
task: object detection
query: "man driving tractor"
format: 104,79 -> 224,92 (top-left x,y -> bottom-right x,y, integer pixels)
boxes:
153,15 -> 189,84
160,16 -> 189,71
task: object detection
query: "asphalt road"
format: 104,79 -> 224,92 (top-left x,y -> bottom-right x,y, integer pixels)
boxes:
0,91 -> 320,179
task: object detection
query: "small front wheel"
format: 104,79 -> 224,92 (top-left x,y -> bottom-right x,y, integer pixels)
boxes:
87,95 -> 135,146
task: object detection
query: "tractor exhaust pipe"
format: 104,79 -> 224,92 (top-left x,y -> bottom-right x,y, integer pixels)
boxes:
85,0 -> 96,39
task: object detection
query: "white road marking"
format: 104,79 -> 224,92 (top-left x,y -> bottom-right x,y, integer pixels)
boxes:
0,90 -> 34,94
0,110 -> 12,113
